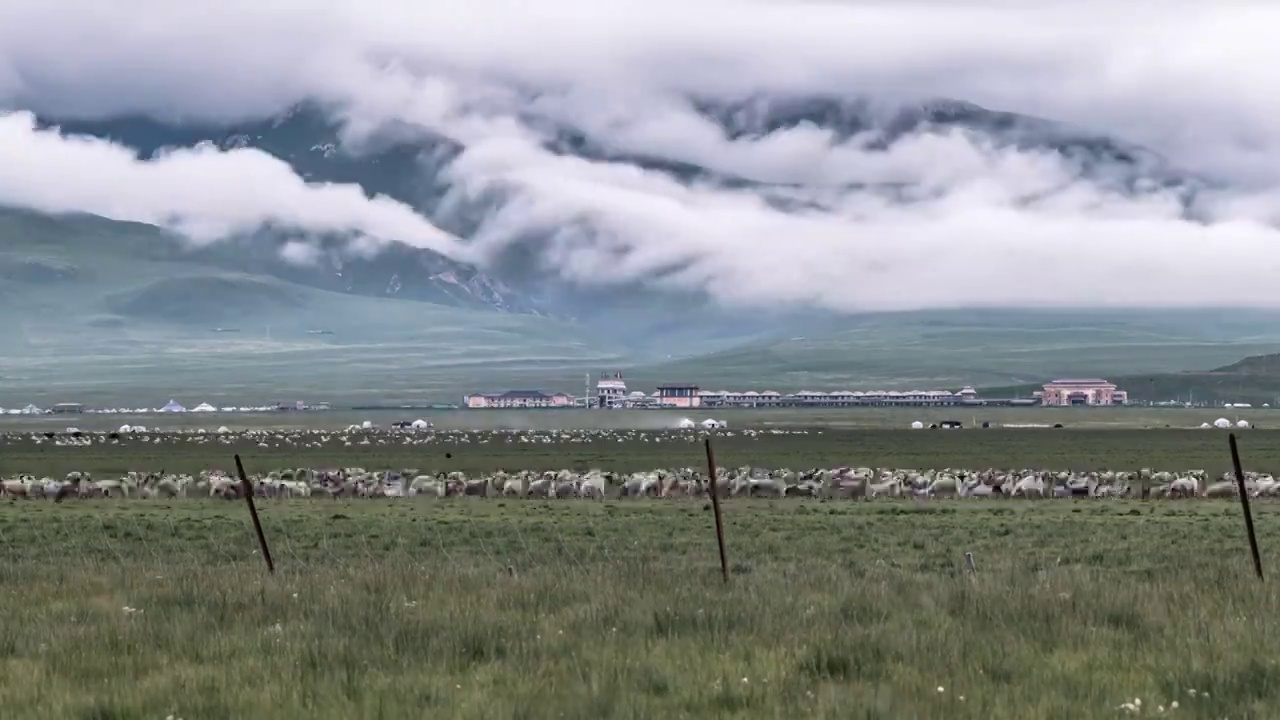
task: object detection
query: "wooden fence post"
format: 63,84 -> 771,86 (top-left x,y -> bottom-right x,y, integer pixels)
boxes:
704,437 -> 729,583
1228,434 -> 1264,581
234,455 -> 276,575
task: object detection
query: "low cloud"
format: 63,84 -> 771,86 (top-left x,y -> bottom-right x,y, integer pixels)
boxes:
2,1 -> 1280,311
0,112 -> 464,257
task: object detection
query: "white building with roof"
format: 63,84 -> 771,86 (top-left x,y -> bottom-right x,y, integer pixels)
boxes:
595,372 -> 628,408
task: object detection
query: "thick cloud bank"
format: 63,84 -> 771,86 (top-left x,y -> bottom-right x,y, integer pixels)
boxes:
0,112 -> 464,254
2,0 -> 1280,311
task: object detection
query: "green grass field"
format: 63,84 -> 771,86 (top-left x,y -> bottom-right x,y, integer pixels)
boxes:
4,405 -> 1277,434
3,425 -> 1280,478
2,499 -> 1278,719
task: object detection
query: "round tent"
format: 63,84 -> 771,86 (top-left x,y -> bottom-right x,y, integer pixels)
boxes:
1214,417 -> 1232,429
910,421 -> 925,429
677,418 -> 696,429
1237,419 -> 1251,428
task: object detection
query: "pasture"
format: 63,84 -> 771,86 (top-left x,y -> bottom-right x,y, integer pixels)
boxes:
3,499 -> 1279,719
4,425 -> 1280,478
7,425 -> 1280,718
2,405 -> 1276,434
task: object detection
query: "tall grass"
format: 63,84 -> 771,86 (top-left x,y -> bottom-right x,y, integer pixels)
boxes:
1,500 -> 1278,718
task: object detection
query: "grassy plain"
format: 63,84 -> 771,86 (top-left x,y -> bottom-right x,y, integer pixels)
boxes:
5,405 -> 1277,433
6,412 -> 1280,718
4,424 -> 1280,478
2,500 -> 1279,719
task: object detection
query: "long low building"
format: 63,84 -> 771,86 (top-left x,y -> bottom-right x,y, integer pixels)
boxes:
697,386 -> 984,407
464,390 -> 575,409
461,383 -> 1045,409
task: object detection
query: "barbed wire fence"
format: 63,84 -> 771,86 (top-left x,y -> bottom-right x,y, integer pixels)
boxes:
1,426 -> 1271,589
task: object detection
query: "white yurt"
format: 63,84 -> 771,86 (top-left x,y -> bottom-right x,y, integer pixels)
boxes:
190,402 -> 217,413
216,426 -> 231,434
361,420 -> 374,430
410,419 -> 431,430
678,418 -> 697,429
119,423 -> 133,433
1213,417 -> 1232,429
159,399 -> 186,413
1237,419 -> 1252,428
910,420 -> 925,429
1200,422 -> 1212,429
701,418 -> 727,429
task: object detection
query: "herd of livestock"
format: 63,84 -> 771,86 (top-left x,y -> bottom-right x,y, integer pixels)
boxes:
1,424 -> 1275,501
1,426 -> 809,450
1,466 -> 1276,501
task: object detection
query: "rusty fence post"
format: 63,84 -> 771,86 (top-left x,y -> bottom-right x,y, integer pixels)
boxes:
235,454 -> 276,575
704,436 -> 730,583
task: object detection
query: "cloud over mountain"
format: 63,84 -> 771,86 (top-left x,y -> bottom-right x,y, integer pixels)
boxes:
3,0 -> 1280,312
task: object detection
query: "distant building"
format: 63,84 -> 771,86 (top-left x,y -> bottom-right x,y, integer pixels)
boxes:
596,372 -> 628,409
1040,379 -> 1128,406
626,391 -> 661,408
464,390 -> 574,409
51,403 -> 84,414
697,388 -> 976,407
657,384 -> 701,408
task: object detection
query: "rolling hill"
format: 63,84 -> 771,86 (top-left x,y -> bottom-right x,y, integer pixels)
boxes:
622,309 -> 1280,392
982,352 -> 1280,406
11,205 -> 1280,406
0,208 -> 628,406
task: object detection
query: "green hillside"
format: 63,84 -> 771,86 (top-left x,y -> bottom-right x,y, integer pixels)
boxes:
983,353 -> 1280,406
10,208 -> 1280,407
0,209 -> 628,406
625,309 -> 1280,392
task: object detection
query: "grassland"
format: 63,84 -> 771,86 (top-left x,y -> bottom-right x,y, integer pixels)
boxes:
988,352 -> 1280,407
6,424 -> 1280,478
631,307 -> 1280,391
6,405 -> 1277,433
3,499 -> 1279,719
0,208 -> 627,408
11,205 -> 1280,408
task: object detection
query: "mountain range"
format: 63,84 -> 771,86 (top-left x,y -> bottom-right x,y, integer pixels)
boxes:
2,95 -> 1276,405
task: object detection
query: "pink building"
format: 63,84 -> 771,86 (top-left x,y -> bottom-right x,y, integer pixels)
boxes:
464,390 -> 574,409
1040,379 -> 1128,406
657,384 -> 701,408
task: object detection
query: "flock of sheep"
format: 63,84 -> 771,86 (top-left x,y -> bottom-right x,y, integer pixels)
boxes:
1,426 -> 807,450
1,466 -> 1274,501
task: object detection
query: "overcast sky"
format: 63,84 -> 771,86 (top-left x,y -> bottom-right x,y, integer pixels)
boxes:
2,0 -> 1280,311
